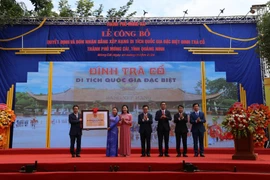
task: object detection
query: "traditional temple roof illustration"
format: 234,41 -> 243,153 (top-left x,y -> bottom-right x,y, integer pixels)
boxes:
27,88 -> 223,103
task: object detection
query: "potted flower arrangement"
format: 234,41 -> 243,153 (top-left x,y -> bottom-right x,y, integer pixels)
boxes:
222,102 -> 257,160
248,104 -> 270,148
0,103 -> 16,149
222,102 -> 270,160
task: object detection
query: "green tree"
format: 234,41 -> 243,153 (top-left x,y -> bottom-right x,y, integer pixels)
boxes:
18,2 -> 32,16
194,78 -> 238,100
106,0 -> 136,18
30,0 -> 58,17
93,4 -> 103,17
0,0 -> 24,27
59,0 -> 74,17
15,92 -> 37,113
194,78 -> 210,94
258,2 -> 270,65
76,0 -> 94,17
30,0 -> 49,13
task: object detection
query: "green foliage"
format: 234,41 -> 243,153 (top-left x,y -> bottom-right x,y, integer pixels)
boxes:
0,0 -> 24,27
0,0 -> 136,26
29,0 -> 58,17
76,0 -> 94,17
15,92 -> 46,113
106,0 -> 136,18
195,78 -> 238,100
93,4 -> 103,17
195,78 -> 238,109
59,0 -> 74,17
30,0 -> 50,12
257,2 -> 270,65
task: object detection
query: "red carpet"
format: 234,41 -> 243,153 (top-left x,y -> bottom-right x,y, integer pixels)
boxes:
0,148 -> 270,179
1,172 -> 270,180
1,147 -> 270,155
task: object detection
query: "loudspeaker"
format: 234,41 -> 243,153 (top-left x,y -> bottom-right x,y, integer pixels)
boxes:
183,161 -> 198,172
20,164 -> 36,173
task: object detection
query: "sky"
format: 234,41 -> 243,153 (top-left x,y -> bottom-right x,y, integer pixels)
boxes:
18,0 -> 267,17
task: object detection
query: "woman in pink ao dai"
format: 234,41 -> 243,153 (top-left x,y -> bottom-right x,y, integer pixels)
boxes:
118,105 -> 133,157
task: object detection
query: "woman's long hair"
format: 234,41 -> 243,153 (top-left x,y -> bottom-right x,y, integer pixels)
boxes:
121,105 -> 129,114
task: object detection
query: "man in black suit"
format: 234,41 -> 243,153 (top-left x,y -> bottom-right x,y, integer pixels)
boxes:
155,101 -> 172,157
173,105 -> 188,157
190,103 -> 206,157
138,105 -> 153,157
69,105 -> 82,158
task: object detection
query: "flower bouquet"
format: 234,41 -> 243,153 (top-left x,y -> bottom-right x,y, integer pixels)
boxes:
248,104 -> 270,147
0,103 -> 16,149
222,102 -> 256,139
0,104 -> 16,129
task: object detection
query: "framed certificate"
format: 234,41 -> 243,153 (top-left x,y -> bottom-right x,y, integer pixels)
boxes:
81,110 -> 109,130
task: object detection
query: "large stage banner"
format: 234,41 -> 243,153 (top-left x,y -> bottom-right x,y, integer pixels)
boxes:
14,61 -> 237,148
0,23 -> 262,109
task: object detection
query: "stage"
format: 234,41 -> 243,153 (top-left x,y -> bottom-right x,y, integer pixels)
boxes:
0,148 -> 270,179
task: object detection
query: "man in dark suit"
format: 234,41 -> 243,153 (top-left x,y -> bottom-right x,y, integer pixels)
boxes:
155,101 -> 172,157
69,105 -> 82,158
173,105 -> 188,157
138,105 -> 153,157
190,103 -> 206,157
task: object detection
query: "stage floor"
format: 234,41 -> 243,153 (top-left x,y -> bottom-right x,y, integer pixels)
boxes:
0,148 -> 270,173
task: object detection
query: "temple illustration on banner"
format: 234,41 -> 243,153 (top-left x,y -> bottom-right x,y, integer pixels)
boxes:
27,88 -> 222,112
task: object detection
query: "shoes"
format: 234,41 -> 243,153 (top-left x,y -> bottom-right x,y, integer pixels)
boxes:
176,154 -> 181,157
183,154 -> 188,157
76,154 -> 81,157
72,154 -> 75,158
141,154 -> 145,157
158,154 -> 163,157
147,154 -> 151,157
194,153 -> 198,157
200,154 -> 205,157
165,154 -> 170,157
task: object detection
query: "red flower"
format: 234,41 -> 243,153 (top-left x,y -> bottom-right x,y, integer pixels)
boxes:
0,104 -> 7,111
92,108 -> 99,113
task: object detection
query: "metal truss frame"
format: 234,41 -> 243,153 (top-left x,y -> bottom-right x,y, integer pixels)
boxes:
15,15 -> 258,25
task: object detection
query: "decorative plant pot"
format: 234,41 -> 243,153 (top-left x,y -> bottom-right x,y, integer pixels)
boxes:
232,132 -> 257,160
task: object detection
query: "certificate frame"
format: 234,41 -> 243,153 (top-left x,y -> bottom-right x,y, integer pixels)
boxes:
81,110 -> 109,130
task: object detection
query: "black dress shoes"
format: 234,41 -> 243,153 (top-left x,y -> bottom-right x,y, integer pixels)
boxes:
72,154 -> 75,158
194,153 -> 198,157
147,154 -> 151,157
200,154 -> 205,157
76,154 -> 81,157
176,154 -> 181,157
183,154 -> 188,157
141,154 -> 146,157
165,154 -> 170,157
158,154 -> 163,157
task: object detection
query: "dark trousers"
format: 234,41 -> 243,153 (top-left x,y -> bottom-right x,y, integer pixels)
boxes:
192,131 -> 204,154
140,131 -> 151,155
175,132 -> 187,154
157,130 -> 169,155
70,134 -> 82,155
